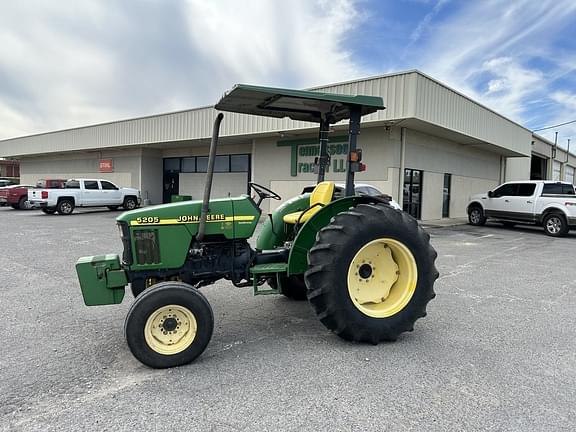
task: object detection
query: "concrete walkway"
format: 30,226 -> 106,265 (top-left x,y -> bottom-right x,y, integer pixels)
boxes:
420,217 -> 468,228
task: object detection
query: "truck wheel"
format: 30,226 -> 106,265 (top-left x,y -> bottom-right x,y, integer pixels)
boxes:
125,282 -> 214,368
305,204 -> 438,343
57,199 -> 74,215
268,275 -> 307,300
18,196 -> 31,210
41,208 -> 57,215
468,205 -> 486,226
543,213 -> 568,237
123,197 -> 137,210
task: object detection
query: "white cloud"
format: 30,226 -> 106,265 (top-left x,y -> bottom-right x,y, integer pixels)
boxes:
479,57 -> 544,120
409,0 -> 450,44
411,0 -> 576,124
0,0 -> 364,140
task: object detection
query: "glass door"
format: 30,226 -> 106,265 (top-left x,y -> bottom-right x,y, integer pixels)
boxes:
403,169 -> 423,219
442,173 -> 451,218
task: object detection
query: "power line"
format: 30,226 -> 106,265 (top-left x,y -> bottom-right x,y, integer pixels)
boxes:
533,119 -> 576,132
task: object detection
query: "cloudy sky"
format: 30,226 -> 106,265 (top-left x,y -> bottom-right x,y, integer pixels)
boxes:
0,0 -> 575,146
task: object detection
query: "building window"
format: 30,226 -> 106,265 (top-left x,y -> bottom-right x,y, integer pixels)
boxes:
231,154 -> 249,172
164,158 -> 180,172
565,165 -> 574,185
442,173 -> 451,218
214,155 -> 230,172
165,155 -> 251,174
553,160 -> 561,181
196,157 -> 208,173
403,168 -> 423,219
181,158 -> 196,173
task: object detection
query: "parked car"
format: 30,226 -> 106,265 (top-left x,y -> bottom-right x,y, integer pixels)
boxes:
0,179 -> 67,210
29,178 -> 141,215
0,184 -> 35,209
467,180 -> 576,237
0,179 -> 18,187
302,182 -> 402,210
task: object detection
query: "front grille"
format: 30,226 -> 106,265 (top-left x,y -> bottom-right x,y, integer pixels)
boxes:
134,229 -> 161,265
118,221 -> 133,265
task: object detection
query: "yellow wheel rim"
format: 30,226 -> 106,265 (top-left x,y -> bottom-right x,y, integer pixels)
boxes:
347,238 -> 418,318
144,304 -> 197,355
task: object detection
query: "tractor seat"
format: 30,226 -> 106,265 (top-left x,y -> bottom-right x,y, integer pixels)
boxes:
283,181 -> 335,225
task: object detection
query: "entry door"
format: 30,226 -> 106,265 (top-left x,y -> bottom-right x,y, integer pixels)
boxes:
403,169 -> 423,219
100,180 -> 123,205
504,183 -> 537,222
82,180 -> 101,206
163,173 -> 179,203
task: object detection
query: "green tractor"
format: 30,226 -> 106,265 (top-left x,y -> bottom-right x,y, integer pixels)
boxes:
76,84 -> 439,368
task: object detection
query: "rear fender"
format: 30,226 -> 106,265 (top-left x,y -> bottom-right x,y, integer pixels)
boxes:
539,204 -> 569,224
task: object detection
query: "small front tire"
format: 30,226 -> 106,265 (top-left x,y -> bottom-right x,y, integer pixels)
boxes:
123,197 -> 138,210
542,213 -> 568,237
125,282 -> 214,369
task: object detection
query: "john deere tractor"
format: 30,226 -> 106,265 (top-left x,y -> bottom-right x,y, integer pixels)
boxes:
76,84 -> 438,368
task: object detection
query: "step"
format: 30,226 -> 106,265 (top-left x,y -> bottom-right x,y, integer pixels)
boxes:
250,262 -> 288,295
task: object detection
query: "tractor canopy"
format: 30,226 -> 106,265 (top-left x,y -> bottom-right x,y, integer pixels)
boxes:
214,84 -> 385,124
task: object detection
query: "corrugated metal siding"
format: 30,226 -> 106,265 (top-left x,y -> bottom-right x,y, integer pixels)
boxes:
414,74 -> 531,156
0,71 -> 530,157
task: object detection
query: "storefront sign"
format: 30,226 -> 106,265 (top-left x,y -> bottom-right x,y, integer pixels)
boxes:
99,159 -> 113,173
277,137 -> 349,177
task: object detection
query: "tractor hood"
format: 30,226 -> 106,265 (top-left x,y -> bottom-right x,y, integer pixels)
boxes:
116,196 -> 261,240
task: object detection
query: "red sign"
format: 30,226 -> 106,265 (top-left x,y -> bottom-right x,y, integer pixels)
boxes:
99,159 -> 113,173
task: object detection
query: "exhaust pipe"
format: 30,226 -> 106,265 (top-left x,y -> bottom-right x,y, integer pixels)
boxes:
198,113 -> 224,242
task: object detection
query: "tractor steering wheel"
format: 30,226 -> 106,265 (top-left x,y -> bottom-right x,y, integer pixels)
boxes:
249,182 -> 281,206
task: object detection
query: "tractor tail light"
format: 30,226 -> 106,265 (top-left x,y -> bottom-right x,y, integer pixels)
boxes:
42,191 -> 48,199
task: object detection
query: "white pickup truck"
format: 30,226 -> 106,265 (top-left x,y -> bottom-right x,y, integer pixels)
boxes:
29,178 -> 141,215
467,180 -> 576,237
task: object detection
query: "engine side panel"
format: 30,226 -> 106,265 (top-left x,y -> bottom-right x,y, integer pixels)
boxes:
118,196 -> 260,271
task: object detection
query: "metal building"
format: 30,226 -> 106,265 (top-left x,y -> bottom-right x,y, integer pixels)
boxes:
0,70 -> 572,220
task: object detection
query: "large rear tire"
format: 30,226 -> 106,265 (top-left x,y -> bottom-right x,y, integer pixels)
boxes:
125,282 -> 214,368
305,204 -> 438,343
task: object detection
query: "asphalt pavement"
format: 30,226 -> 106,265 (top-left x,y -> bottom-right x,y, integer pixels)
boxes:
0,206 -> 575,431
